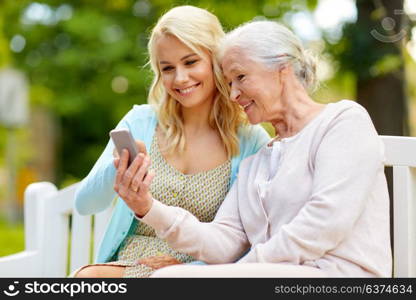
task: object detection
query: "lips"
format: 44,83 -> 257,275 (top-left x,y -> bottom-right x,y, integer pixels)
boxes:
240,100 -> 254,111
175,83 -> 200,95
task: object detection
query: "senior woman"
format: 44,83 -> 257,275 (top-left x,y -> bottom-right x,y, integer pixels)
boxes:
113,20 -> 392,277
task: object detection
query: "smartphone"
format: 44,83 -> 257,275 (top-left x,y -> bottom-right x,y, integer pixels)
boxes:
110,129 -> 139,166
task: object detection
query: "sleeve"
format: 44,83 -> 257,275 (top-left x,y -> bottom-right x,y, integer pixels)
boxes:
238,107 -> 385,264
74,109 -> 135,215
140,181 -> 250,263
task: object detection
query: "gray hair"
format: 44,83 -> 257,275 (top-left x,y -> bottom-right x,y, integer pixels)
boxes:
218,20 -> 319,92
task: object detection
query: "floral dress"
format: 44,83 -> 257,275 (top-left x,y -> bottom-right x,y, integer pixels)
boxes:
105,134 -> 231,277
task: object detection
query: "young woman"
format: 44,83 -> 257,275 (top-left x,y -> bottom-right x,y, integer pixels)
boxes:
72,6 -> 269,278
120,20 -> 392,278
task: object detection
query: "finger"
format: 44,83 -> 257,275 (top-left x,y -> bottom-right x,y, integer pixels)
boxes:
130,155 -> 151,192
122,153 -> 145,190
137,258 -> 148,264
138,169 -> 155,195
132,156 -> 151,191
115,149 -> 129,187
113,158 -> 120,193
113,148 -> 120,159
113,157 -> 120,169
136,258 -> 155,269
135,140 -> 147,155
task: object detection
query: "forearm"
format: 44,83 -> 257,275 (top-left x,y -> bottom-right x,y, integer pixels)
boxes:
141,199 -> 249,263
75,157 -> 117,215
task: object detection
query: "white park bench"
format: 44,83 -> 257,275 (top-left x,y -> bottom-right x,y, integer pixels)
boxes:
0,135 -> 415,277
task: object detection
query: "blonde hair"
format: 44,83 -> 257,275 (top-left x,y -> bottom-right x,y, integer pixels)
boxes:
147,5 -> 246,158
219,20 -> 319,93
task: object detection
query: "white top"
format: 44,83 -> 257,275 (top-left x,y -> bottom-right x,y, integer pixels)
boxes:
140,100 -> 392,277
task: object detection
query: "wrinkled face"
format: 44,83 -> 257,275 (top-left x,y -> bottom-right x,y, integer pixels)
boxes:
156,34 -> 216,109
222,47 -> 282,124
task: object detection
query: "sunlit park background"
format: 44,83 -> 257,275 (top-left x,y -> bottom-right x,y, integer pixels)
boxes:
0,0 -> 415,258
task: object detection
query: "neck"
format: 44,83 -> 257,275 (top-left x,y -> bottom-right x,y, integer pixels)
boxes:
271,90 -> 324,139
181,98 -> 214,136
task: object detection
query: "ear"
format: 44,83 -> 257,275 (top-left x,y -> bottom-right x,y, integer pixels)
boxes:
279,64 -> 293,79
279,65 -> 299,89
276,64 -> 290,87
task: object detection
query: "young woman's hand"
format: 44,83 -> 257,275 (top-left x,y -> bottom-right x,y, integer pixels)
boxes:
113,140 -> 147,159
113,149 -> 155,217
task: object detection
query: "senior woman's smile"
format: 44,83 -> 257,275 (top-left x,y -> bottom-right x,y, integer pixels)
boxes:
222,47 -> 283,125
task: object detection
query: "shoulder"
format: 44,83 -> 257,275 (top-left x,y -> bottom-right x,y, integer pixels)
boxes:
312,100 -> 376,139
318,100 -> 382,152
236,144 -> 266,177
235,124 -> 270,160
119,104 -> 158,125
327,100 -> 373,124
131,104 -> 157,119
238,124 -> 270,144
114,104 -> 158,141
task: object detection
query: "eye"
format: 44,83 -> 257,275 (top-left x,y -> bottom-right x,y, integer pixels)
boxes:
185,59 -> 198,66
237,74 -> 245,81
162,66 -> 174,72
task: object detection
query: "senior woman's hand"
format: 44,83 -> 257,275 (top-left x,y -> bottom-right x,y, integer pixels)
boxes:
113,149 -> 155,217
137,255 -> 182,270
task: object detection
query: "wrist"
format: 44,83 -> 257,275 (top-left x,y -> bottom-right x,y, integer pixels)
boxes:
134,198 -> 153,218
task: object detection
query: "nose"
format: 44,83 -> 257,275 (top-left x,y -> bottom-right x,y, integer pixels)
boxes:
174,66 -> 189,85
229,84 -> 241,102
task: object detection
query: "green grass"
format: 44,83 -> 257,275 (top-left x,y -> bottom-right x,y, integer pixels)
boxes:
0,215 -> 95,276
0,217 -> 24,257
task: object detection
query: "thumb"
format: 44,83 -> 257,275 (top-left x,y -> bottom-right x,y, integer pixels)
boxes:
114,158 -> 120,168
135,140 -> 147,155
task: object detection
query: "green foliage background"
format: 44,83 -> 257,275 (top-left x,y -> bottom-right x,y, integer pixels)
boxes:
0,0 -> 321,186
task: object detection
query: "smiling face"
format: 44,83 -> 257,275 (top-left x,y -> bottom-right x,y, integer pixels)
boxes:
156,34 -> 216,109
222,47 -> 283,124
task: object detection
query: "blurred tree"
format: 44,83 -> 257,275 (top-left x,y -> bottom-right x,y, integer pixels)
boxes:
331,0 -> 410,136
328,0 -> 414,259
3,0 -> 157,184
0,0 -> 317,185
3,0 -> 317,186
0,2 -> 12,68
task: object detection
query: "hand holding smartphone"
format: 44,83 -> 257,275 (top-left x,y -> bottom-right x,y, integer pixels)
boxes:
110,128 -> 154,216
110,129 -> 139,166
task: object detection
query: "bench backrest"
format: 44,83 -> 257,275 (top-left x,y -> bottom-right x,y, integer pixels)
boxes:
23,182 -> 113,277
23,135 -> 416,277
381,136 -> 416,277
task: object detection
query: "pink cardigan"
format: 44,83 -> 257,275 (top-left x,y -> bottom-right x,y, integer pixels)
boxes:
140,100 -> 392,277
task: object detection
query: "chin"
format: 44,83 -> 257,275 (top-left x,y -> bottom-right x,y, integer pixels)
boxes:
183,97 -> 205,107
247,114 -> 261,125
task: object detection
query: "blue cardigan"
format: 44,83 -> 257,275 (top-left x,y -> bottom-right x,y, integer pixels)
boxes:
75,104 -> 270,263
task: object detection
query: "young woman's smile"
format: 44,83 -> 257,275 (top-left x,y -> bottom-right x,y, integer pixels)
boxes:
156,34 -> 216,108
